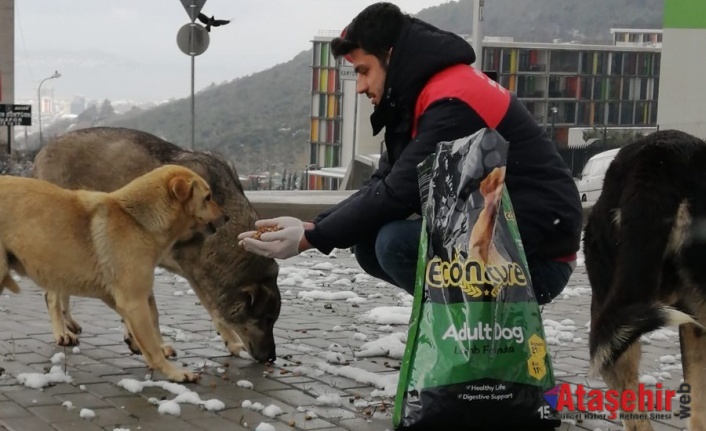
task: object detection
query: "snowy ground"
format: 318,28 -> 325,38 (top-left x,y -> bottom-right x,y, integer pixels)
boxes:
0,246 -> 690,431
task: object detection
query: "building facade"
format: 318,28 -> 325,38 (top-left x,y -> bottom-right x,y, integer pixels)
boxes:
308,33 -> 377,191
656,0 -> 706,137
308,29 -> 664,189
481,40 -> 661,144
0,0 -> 15,152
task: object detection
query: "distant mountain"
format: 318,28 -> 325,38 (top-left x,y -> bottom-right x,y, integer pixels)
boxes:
42,0 -> 663,176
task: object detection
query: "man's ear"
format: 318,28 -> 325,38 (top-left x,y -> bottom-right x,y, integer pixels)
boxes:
170,176 -> 194,202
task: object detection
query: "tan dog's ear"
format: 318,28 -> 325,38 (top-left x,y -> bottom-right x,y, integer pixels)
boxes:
170,176 -> 194,202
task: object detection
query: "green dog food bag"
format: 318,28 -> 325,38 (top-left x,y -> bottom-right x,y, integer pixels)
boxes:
393,128 -> 560,430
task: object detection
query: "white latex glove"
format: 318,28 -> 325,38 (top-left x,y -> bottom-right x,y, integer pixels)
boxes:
237,216 -> 305,259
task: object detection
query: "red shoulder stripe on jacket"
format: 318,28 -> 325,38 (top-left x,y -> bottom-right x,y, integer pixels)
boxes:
413,65 -> 511,137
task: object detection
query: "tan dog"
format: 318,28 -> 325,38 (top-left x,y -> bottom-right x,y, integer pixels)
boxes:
468,166 -> 506,265
0,165 -> 225,382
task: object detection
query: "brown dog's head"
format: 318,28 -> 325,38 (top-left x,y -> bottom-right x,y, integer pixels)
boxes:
167,166 -> 228,235
224,278 -> 281,363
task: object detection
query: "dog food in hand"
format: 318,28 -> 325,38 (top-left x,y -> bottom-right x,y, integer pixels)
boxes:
253,226 -> 283,240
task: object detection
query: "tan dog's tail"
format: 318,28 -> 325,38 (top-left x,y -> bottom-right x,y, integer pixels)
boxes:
0,275 -> 20,294
0,244 -> 21,294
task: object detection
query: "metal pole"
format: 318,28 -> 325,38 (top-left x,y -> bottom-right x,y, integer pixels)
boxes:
37,83 -> 43,147
6,126 -> 10,155
471,0 -> 484,66
191,53 -> 195,151
37,71 -> 61,148
188,3 -> 196,151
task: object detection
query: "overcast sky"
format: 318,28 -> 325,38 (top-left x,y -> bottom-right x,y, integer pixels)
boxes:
14,0 -> 453,103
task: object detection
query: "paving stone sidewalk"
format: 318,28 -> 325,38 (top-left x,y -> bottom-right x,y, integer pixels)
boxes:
0,249 -> 689,431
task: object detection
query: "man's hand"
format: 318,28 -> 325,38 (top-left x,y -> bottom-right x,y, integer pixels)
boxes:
237,217 -> 305,259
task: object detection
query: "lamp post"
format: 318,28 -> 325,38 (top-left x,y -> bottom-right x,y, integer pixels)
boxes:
38,70 -> 61,147
549,106 -> 558,143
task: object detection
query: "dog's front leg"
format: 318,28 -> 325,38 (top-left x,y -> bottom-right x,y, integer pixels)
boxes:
680,321 -> 706,431
45,292 -> 79,346
600,341 -> 654,431
61,293 -> 82,335
213,318 -> 244,356
148,294 -> 176,358
112,293 -> 199,383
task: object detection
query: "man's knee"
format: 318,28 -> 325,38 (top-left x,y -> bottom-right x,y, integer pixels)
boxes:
530,259 -> 574,305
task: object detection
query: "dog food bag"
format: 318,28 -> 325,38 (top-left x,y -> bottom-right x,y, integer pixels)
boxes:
393,129 -> 560,430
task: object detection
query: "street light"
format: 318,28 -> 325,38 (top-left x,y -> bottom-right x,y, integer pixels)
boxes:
549,106 -> 558,143
38,70 -> 61,147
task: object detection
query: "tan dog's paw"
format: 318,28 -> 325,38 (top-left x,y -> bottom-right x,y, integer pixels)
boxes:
124,336 -> 142,355
165,367 -> 200,383
55,331 -> 79,346
65,318 -> 82,335
225,340 -> 244,356
161,344 -> 177,358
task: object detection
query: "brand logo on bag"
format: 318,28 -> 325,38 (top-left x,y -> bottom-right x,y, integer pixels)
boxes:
442,322 -> 525,344
540,383 -> 692,421
425,253 -> 528,298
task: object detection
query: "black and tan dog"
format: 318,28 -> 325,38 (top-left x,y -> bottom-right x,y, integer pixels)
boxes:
0,165 -> 224,382
585,130 -> 706,431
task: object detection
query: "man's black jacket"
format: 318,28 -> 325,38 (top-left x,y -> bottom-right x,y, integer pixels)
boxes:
305,17 -> 582,261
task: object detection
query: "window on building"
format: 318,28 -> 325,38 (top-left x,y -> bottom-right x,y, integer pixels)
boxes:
518,49 -> 530,72
319,94 -> 326,117
653,54 -> 661,76
499,74 -> 511,90
579,77 -> 592,100
620,102 -> 634,125
577,102 -> 591,124
334,120 -> 342,143
310,119 -> 319,143
594,52 -> 608,75
313,43 -> 321,67
593,77 -> 606,100
310,143 -> 318,164
607,102 -> 619,124
608,77 -> 621,100
624,53 -> 637,75
622,77 -> 635,100
320,43 -> 329,67
610,53 -> 623,75
638,78 -> 648,100
650,101 -> 658,124
517,75 -> 543,98
522,101 -> 547,124
635,101 -> 648,125
549,50 -> 579,73
549,76 -> 578,98
579,51 -> 594,74
594,102 -> 606,124
652,77 -> 659,100
501,49 -> 512,73
483,48 -> 500,72
638,53 -> 650,76
312,71 -> 319,93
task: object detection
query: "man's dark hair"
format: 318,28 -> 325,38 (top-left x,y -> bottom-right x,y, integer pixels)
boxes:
331,2 -> 405,66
